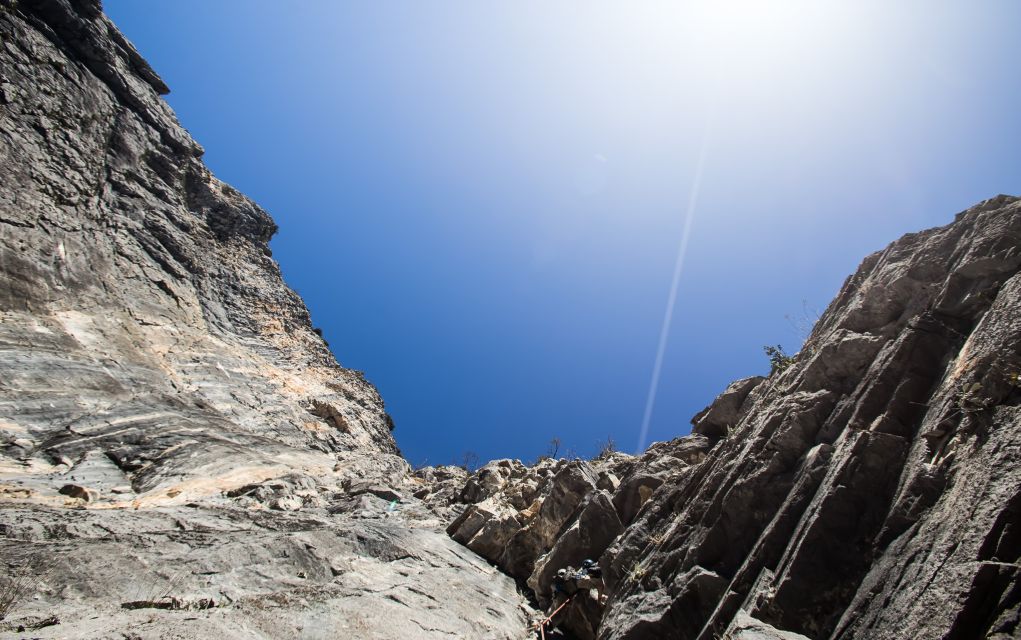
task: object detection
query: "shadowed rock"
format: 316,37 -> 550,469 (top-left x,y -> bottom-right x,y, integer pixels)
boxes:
440,196 -> 1021,640
4,1 -> 1021,639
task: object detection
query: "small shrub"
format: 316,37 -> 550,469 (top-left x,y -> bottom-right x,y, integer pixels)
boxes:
764,344 -> 794,375
126,568 -> 186,611
957,381 -> 990,413
457,451 -> 480,473
1,557 -> 52,621
627,561 -> 647,582
595,436 -> 616,460
784,299 -> 822,342
546,438 -> 561,459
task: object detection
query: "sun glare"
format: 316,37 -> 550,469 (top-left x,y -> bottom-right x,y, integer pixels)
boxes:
689,0 -> 838,75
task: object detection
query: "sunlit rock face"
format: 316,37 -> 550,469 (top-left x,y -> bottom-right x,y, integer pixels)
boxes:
440,195 -> 1021,639
4,2 -> 1021,639
435,440 -> 715,638
0,2 -> 534,637
598,195 -> 1021,640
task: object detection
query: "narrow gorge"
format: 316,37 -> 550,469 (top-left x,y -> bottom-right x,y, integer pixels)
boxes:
1,2 -> 1019,639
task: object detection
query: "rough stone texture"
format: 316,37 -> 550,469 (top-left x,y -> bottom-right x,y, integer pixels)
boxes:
440,439 -> 713,637
0,500 -> 531,639
597,194 -> 1021,640
724,611 -> 812,640
4,2 -> 1021,639
0,2 -> 535,637
691,376 -> 765,441
442,196 -> 1021,640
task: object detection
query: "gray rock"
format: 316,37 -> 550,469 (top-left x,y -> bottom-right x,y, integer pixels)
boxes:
439,196 -> 1021,640
598,195 -> 1021,640
0,3 -> 535,637
344,479 -> 403,503
691,376 -> 765,440
4,2 -> 1021,639
528,490 -> 622,603
724,611 -> 812,640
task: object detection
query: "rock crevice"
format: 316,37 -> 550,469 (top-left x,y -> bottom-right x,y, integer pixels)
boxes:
3,2 -> 1021,639
436,196 -> 1021,640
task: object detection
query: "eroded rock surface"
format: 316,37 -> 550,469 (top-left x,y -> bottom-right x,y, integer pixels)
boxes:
441,195 -> 1021,640
437,438 -> 714,638
3,2 -> 1021,639
0,2 -> 534,637
596,195 -> 1021,640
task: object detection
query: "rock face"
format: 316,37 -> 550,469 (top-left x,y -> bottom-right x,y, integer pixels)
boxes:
441,195 -> 1021,640
0,2 -> 534,637
3,2 -> 1021,640
597,195 -> 1021,640
439,440 -> 714,638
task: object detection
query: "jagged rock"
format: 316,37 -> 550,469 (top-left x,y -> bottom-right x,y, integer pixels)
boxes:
724,611 -> 812,640
597,471 -> 620,492
458,458 -> 529,503
691,376 -> 765,440
437,197 -> 1021,640
439,436 -> 715,615
612,475 -> 663,526
529,490 -> 622,603
449,501 -> 524,560
598,195 -> 1021,640
0,3 -> 534,637
270,495 -> 302,511
344,479 -> 403,502
499,461 -> 600,579
4,1 -> 1021,639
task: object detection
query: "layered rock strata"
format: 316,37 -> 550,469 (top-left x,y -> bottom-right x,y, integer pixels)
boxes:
3,1 -> 1021,639
441,195 -> 1021,639
0,1 -> 533,637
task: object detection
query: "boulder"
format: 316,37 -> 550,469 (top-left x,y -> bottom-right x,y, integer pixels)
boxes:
691,376 -> 765,439
528,490 -> 623,603
724,611 -> 812,640
58,484 -> 99,502
612,474 -> 663,526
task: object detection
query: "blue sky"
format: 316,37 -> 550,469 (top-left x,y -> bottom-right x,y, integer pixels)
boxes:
105,1 -> 1020,466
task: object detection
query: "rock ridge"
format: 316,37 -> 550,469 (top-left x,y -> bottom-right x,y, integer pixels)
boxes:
3,2 -> 1021,639
0,2 -> 534,637
436,195 -> 1021,639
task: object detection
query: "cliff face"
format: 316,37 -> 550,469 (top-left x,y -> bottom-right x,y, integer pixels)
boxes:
1,0 -> 397,496
439,196 -> 1021,639
0,2 -> 532,637
602,195 -> 1021,640
3,2 -> 1021,640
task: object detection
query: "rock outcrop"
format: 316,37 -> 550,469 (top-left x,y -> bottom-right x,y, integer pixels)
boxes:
438,439 -> 714,638
3,2 -> 1021,640
0,2 -> 534,637
441,195 -> 1021,639
598,195 -> 1021,640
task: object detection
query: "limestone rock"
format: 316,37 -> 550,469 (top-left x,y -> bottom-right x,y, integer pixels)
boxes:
4,1 -> 1021,639
724,611 -> 812,640
598,195 -> 1021,640
440,197 -> 1021,640
691,376 -> 765,440
0,3 -> 534,637
528,490 -> 622,603
440,434 -> 712,608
